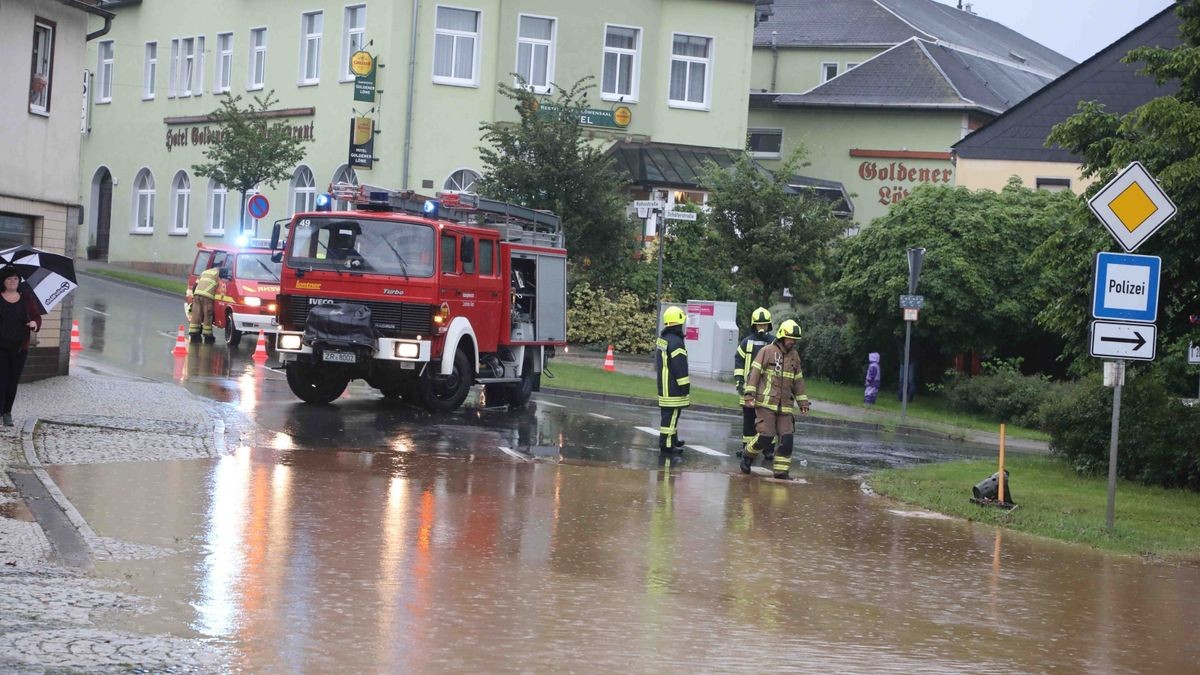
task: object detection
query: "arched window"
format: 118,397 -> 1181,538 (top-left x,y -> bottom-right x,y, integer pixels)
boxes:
132,168 -> 155,232
443,168 -> 480,192
290,165 -> 316,216
207,179 -> 228,234
171,170 -> 191,233
331,164 -> 358,210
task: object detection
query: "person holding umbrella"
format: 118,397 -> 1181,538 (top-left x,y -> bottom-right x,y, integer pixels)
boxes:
0,267 -> 42,426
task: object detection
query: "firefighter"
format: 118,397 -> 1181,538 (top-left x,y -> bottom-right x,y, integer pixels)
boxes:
655,305 -> 690,453
189,260 -> 220,343
741,319 -> 810,479
734,306 -> 775,464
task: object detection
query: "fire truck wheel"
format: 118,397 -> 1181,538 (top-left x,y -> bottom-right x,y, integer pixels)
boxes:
286,363 -> 349,404
488,358 -> 538,408
419,349 -> 473,413
223,310 -> 242,348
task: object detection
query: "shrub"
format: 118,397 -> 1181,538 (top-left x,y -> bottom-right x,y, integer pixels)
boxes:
1041,371 -> 1200,491
567,280 -> 657,353
788,300 -> 855,382
942,359 -> 1062,428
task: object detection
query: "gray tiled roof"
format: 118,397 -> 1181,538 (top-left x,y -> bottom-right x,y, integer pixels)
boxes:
756,0 -> 1073,78
773,38 -> 1049,114
954,6 -> 1180,162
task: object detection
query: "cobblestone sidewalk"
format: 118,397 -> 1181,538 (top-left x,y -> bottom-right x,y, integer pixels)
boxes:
0,355 -> 235,671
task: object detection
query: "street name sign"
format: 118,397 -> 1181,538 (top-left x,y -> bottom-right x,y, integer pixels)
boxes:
1090,320 -> 1156,361
664,210 -> 697,221
1088,161 -> 1176,252
1091,252 -> 1160,323
633,200 -> 663,210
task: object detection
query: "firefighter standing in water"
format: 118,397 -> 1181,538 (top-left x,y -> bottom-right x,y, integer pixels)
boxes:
655,306 -> 690,453
188,260 -> 220,343
734,307 -> 776,464
741,319 -> 810,479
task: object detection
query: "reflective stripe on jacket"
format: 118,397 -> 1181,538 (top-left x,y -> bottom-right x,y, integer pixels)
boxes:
744,342 -> 807,414
655,327 -> 690,407
734,329 -> 774,379
194,267 -> 219,299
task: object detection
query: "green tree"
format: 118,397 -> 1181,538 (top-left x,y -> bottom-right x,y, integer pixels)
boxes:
700,148 -> 843,307
832,180 -> 1075,363
192,92 -> 308,235
476,78 -> 636,278
1044,0 -> 1200,377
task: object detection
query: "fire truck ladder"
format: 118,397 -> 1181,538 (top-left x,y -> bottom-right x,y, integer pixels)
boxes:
332,182 -> 563,248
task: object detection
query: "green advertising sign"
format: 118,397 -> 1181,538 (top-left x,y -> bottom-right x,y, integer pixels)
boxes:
351,50 -> 376,102
535,102 -> 631,129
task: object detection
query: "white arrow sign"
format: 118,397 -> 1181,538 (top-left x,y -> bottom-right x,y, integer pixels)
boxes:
1090,320 -> 1156,361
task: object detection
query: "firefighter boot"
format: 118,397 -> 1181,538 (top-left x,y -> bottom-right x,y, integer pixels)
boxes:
739,452 -> 754,474
773,435 -> 794,480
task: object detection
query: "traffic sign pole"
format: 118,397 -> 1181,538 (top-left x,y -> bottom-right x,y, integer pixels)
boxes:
1106,360 -> 1124,532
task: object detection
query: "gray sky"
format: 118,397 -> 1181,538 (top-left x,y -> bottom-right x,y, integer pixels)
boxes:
933,0 -> 1175,63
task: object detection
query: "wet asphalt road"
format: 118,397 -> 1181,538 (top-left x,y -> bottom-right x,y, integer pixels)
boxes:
49,276 -> 1200,672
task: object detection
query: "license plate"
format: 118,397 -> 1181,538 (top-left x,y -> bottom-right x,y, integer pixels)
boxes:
322,350 -> 356,363
400,361 -> 415,370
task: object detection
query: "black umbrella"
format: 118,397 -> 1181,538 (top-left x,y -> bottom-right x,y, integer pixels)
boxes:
0,245 -> 78,314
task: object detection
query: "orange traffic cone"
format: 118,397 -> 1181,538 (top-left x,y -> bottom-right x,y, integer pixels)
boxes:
69,319 -> 84,351
252,329 -> 269,362
172,324 -> 189,356
603,344 -> 616,372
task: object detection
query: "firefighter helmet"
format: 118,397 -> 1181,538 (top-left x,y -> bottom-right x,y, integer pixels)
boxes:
751,307 -> 772,326
662,306 -> 687,327
776,319 -> 802,341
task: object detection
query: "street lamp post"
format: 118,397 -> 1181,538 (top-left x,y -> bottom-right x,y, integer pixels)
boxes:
901,247 -> 925,417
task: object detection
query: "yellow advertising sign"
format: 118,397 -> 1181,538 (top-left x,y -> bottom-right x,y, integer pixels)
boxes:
350,50 -> 374,77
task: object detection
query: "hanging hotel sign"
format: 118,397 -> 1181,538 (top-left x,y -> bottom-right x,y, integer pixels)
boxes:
348,117 -> 375,169
534,102 -> 631,129
350,50 -> 376,103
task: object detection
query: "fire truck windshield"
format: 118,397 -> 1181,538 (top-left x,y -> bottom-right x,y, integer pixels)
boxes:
286,216 -> 435,277
235,253 -> 281,281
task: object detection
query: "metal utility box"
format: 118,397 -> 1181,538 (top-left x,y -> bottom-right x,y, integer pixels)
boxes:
682,299 -> 738,377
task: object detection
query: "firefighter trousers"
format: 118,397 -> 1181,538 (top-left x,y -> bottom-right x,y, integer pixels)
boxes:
659,406 -> 685,451
745,407 -> 796,475
188,296 -> 215,337
742,406 -> 776,458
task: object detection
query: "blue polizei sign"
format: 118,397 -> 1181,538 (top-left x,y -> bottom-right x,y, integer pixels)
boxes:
1092,252 -> 1161,323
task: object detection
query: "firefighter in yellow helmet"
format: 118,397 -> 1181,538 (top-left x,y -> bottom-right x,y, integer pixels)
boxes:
734,307 -> 775,464
655,305 -> 690,453
188,259 -> 220,343
741,319 -> 809,479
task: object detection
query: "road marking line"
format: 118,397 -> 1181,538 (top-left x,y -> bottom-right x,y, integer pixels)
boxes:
635,426 -> 659,436
497,446 -> 530,462
686,444 -> 727,457
157,330 -> 177,339
83,307 -> 108,316
538,400 -> 565,408
588,412 -> 612,420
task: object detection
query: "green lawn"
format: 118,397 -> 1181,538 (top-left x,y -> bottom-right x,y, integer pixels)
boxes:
87,268 -> 188,296
871,456 -> 1200,559
544,361 -> 739,409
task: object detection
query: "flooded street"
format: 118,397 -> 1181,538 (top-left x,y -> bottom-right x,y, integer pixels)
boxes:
45,277 -> 1200,671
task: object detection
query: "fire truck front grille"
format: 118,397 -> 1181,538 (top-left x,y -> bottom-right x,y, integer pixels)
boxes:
282,296 -> 434,336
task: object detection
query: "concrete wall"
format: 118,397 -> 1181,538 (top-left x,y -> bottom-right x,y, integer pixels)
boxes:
954,157 -> 1094,194
79,0 -> 758,270
750,46 -> 884,93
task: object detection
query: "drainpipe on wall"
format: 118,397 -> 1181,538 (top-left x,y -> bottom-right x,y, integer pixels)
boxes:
770,31 -> 778,93
402,0 -> 421,191
57,0 -> 117,41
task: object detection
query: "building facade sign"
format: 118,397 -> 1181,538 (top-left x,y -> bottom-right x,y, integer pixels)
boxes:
535,102 -> 632,129
165,121 -> 315,152
857,159 -> 954,206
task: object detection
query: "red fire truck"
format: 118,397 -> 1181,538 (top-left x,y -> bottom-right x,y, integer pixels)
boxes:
268,184 -> 566,412
186,240 -> 281,347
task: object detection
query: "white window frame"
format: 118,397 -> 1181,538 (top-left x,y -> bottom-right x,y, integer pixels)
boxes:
601,24 -> 641,102
514,14 -> 555,93
30,19 -> 54,115
821,61 -> 838,82
207,180 -> 228,235
331,164 -> 359,211
341,4 -> 367,82
132,168 -> 155,233
443,168 -> 481,193
97,39 -> 114,103
667,32 -> 713,111
432,5 -> 481,87
299,10 -> 323,85
249,27 -> 267,90
215,32 -> 233,92
168,39 -> 179,97
143,41 -> 157,100
747,128 -> 783,160
290,165 -> 316,216
170,171 -> 191,235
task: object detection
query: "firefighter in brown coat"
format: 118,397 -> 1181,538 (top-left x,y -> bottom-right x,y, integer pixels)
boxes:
741,319 -> 809,479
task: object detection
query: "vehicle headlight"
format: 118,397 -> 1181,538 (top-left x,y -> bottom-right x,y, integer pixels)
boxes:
394,342 -> 420,359
244,296 -> 262,307
278,334 -> 303,350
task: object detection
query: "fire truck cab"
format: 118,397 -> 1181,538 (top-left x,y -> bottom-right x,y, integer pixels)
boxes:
186,240 -> 282,347
269,184 -> 566,412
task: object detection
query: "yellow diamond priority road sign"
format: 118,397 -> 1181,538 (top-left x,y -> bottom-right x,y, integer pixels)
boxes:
1088,161 -> 1176,252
